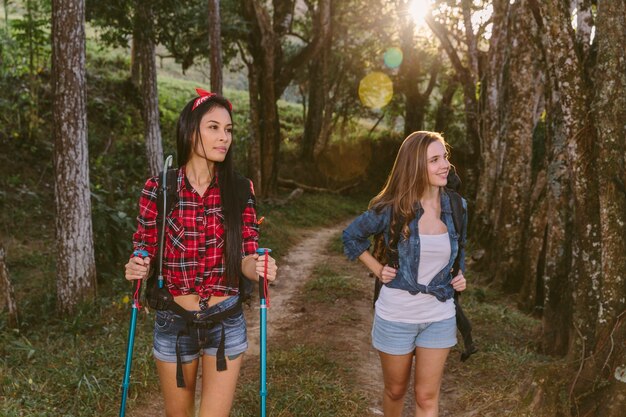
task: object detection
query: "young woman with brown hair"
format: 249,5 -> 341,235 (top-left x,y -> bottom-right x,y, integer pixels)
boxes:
343,131 -> 467,417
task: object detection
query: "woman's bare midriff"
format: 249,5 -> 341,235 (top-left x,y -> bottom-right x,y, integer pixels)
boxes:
174,293 -> 232,311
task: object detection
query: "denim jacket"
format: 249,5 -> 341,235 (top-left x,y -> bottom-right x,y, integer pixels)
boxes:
342,190 -> 467,302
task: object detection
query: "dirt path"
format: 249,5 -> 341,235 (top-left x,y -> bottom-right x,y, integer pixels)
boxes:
129,222 -> 468,416
129,223 -> 358,416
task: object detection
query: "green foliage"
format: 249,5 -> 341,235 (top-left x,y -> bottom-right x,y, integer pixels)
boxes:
0,299 -> 156,416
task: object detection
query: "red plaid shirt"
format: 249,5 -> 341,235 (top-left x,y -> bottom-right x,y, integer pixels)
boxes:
132,166 -> 259,298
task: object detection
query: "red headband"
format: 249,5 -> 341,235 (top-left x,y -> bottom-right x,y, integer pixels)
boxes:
191,88 -> 233,112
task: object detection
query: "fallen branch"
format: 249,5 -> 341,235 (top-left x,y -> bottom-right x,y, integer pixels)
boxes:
278,177 -> 360,194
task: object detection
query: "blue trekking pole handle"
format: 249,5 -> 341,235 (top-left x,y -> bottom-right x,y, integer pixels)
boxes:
256,248 -> 271,417
157,155 -> 173,289
119,249 -> 149,417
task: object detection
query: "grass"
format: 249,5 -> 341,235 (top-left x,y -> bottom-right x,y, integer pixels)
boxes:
0,190 -> 368,416
233,345 -> 368,417
255,192 -> 369,260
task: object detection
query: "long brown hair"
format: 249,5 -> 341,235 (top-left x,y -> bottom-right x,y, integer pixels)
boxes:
369,131 -> 449,242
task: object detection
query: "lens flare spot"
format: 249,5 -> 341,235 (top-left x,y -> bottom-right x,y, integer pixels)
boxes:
359,72 -> 394,109
384,47 -> 403,69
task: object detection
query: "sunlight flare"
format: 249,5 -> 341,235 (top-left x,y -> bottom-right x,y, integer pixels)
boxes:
408,0 -> 431,27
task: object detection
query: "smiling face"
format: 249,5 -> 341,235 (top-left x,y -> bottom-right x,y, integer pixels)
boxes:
191,105 -> 233,164
425,140 -> 450,187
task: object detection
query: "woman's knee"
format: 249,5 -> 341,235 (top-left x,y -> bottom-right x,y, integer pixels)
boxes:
384,383 -> 408,402
414,387 -> 439,410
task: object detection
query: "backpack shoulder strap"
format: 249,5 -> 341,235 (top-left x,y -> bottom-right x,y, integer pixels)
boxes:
155,168 -> 180,246
446,188 -> 466,276
447,189 -> 465,243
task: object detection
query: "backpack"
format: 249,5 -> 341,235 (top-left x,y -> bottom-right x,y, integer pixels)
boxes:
371,167 -> 477,361
144,168 -> 255,310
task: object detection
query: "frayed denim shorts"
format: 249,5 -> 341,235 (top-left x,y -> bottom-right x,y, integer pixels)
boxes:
372,314 -> 457,355
153,295 -> 248,363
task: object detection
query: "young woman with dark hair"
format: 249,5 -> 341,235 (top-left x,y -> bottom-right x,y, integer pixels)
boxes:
125,89 -> 277,417
343,131 -> 467,417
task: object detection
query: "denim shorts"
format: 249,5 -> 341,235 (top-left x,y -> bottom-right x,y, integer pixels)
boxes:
153,296 -> 248,363
371,314 -> 457,355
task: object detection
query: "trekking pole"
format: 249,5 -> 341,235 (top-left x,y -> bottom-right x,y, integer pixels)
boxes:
256,247 -> 272,417
119,249 -> 149,417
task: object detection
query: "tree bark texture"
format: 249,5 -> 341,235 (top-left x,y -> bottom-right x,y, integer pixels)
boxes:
52,0 -> 96,314
587,1 -> 626,415
137,0 -> 163,176
524,1 -> 626,414
534,0 -> 603,359
208,0 -> 223,95
465,0 -> 509,244
487,1 -> 543,292
0,245 -> 18,328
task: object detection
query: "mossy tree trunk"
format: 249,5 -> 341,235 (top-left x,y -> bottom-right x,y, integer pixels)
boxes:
526,1 -> 626,414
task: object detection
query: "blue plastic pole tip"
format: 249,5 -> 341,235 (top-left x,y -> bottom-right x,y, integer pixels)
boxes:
256,248 -> 272,255
133,249 -> 149,258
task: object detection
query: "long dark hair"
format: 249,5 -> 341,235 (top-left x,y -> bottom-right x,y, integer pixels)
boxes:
176,95 -> 243,290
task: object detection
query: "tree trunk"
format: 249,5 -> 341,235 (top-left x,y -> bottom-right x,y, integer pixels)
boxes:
539,98 -> 574,356
0,245 -> 18,328
536,0 -> 603,361
51,0 -> 96,314
488,1 -> 543,292
465,0 -> 509,244
301,48 -> 328,161
241,0 -> 330,196
301,1 -> 332,162
587,1 -> 626,415
137,0 -> 163,176
208,0 -> 223,95
434,80 -> 458,132
245,58 -> 262,189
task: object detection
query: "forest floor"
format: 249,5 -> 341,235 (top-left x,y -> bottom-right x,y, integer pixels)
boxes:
128,221 -> 549,417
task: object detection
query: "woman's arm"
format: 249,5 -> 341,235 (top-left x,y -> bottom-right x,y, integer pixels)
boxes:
342,207 -> 390,261
358,250 -> 397,283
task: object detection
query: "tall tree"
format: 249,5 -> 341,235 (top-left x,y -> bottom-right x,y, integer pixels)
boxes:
136,0 -> 163,176
396,0 -> 440,137
51,0 -> 96,313
300,0 -> 332,161
208,0 -> 223,94
239,0 -> 330,196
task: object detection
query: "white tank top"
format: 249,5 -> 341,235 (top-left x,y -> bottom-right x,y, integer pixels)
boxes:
375,233 -> 456,324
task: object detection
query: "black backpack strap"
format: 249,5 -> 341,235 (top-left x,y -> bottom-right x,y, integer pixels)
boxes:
145,168 -> 179,309
446,188 -> 477,361
447,189 -> 465,277
155,168 -> 180,255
